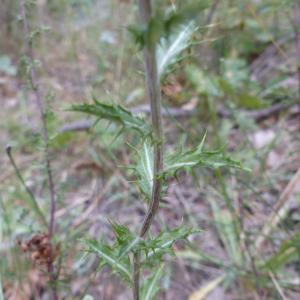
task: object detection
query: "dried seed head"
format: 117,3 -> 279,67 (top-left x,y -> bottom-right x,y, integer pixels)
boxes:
17,233 -> 60,266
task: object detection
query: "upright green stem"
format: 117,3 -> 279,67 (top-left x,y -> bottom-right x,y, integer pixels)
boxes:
133,0 -> 164,299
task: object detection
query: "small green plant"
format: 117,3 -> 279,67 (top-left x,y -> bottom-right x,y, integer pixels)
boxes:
5,1 -> 59,299
70,1 -> 248,298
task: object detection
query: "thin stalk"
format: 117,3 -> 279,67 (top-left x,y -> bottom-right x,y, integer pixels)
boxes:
19,1 -> 57,299
19,0 -> 56,239
133,251 -> 141,300
133,0 -> 164,299
205,0 -> 220,25
6,145 -> 47,227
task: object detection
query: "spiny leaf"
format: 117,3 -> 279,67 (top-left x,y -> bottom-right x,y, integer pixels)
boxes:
141,264 -> 164,300
69,98 -> 151,136
119,237 -> 141,259
81,238 -> 132,284
141,227 -> 200,263
157,21 -> 196,78
109,219 -> 132,243
133,138 -> 154,201
163,135 -> 250,177
129,1 -> 210,49
108,220 -> 142,259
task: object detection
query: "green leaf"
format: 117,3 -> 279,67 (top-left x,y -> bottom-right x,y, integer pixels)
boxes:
133,138 -> 154,201
163,135 -> 249,177
69,98 -> 151,136
220,58 -> 249,90
108,220 -> 141,258
218,78 -> 235,96
129,1 -> 210,49
209,198 -> 242,266
157,21 -> 196,78
262,232 -> 300,271
109,219 -> 132,243
119,236 -> 141,259
141,227 -> 199,263
164,1 -> 211,31
50,132 -> 73,149
141,264 -> 164,300
237,92 -> 267,110
81,238 -> 132,284
185,65 -> 221,97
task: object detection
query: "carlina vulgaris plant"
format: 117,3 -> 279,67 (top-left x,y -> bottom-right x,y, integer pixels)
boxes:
70,1 -> 249,299
5,1 -> 59,299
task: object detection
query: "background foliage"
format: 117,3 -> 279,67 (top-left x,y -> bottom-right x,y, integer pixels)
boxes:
0,0 -> 300,299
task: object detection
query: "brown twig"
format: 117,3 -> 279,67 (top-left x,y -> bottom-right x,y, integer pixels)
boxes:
255,168 -> 300,250
205,0 -> 220,25
19,1 -> 57,299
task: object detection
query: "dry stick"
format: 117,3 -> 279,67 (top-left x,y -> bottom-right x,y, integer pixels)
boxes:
268,271 -> 288,300
133,1 -> 164,299
19,1 -> 57,299
255,168 -> 300,251
205,0 -> 220,25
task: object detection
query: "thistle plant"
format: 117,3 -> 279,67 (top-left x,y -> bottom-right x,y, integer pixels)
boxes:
70,1 -> 248,299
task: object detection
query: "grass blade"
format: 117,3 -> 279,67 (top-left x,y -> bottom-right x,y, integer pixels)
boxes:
188,275 -> 225,300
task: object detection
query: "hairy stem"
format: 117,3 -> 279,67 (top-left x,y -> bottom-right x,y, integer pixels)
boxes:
19,1 -> 57,299
133,0 -> 164,299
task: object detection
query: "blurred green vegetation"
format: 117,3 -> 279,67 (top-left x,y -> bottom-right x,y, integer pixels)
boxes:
0,0 -> 300,299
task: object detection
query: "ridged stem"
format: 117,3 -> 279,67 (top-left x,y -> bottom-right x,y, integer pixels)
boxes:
133,1 -> 164,299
